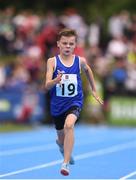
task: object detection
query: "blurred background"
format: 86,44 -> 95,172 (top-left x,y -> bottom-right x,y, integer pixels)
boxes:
0,0 -> 136,131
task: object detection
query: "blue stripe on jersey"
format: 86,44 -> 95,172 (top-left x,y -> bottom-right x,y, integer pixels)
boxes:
50,55 -> 83,116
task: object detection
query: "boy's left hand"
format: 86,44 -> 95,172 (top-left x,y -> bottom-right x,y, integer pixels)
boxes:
92,91 -> 104,105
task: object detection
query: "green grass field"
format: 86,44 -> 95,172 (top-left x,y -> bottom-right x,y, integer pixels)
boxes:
0,122 -> 33,132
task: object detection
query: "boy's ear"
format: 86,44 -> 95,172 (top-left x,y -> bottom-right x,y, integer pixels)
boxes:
57,41 -> 59,47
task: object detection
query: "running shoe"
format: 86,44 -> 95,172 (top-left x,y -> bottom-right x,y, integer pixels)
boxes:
60,163 -> 69,176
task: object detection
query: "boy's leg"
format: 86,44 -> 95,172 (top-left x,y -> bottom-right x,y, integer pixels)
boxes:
63,113 -> 77,164
56,130 -> 64,155
60,113 -> 77,176
56,129 -> 75,165
57,129 -> 65,145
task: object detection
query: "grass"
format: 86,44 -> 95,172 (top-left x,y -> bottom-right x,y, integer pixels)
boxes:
0,55 -> 16,63
0,122 -> 33,133
108,119 -> 136,127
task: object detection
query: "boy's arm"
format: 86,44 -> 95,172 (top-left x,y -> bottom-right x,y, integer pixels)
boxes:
45,58 -> 62,92
80,57 -> 103,105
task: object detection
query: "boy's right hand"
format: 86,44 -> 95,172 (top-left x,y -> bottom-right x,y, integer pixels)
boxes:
55,70 -> 63,84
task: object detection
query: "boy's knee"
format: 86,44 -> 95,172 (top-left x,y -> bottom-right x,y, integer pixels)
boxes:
64,122 -> 74,130
64,114 -> 77,130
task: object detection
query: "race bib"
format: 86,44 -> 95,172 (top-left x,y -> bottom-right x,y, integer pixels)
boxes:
56,74 -> 78,97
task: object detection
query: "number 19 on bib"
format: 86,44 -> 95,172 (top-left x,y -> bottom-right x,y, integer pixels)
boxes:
56,74 -> 78,97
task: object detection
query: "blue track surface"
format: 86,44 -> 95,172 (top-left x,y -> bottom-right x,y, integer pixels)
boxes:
0,124 -> 136,179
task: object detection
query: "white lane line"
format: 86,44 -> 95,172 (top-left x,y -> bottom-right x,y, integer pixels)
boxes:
75,140 -> 136,160
0,138 -> 51,146
0,138 -> 105,157
1,133 -> 136,157
0,136 -> 53,146
119,170 -> 136,180
0,143 -> 55,156
0,159 -> 62,178
0,141 -> 136,178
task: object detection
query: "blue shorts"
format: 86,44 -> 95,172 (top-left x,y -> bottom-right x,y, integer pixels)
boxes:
52,106 -> 81,130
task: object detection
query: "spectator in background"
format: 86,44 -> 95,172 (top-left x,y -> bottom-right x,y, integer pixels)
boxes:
5,61 -> 30,91
127,33 -> 136,65
111,57 -> 127,94
88,21 -> 100,47
125,64 -> 136,93
106,36 -> 128,59
60,8 -> 88,45
108,11 -> 131,39
0,7 -> 15,55
125,33 -> 136,93
0,62 -> 6,88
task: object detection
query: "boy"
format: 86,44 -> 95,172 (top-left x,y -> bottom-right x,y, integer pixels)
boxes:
45,28 -> 103,176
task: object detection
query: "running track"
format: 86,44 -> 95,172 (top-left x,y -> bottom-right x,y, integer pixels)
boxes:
0,124 -> 136,179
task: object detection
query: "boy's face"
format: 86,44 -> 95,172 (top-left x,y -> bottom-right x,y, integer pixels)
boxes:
57,36 -> 76,56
